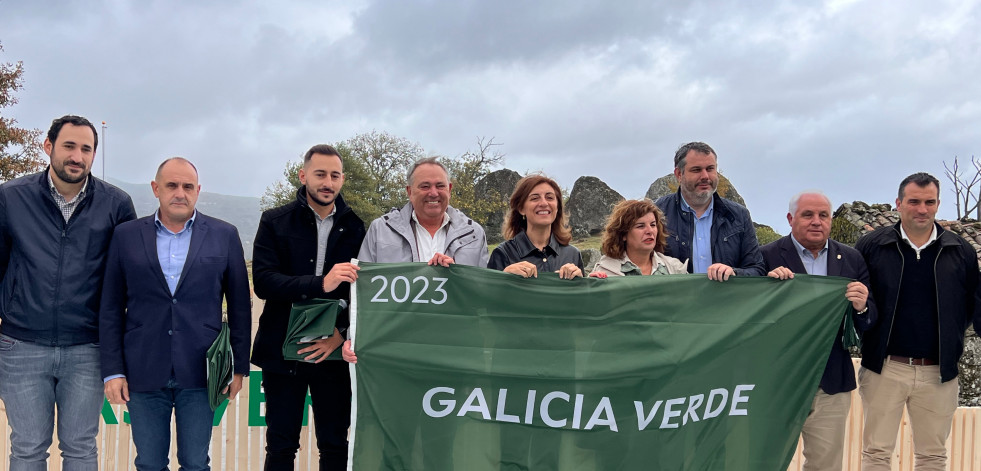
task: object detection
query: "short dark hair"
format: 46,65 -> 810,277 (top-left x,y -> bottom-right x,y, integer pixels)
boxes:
673,142 -> 717,171
47,115 -> 99,151
898,172 -> 940,200
303,144 -> 343,168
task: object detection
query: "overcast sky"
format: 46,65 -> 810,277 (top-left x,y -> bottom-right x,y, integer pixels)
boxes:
2,0 -> 979,230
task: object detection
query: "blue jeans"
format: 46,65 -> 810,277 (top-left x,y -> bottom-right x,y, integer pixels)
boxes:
0,334 -> 103,471
126,379 -> 214,471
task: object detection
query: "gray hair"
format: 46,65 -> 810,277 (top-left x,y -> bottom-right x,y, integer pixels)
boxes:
788,190 -> 832,215
406,157 -> 450,186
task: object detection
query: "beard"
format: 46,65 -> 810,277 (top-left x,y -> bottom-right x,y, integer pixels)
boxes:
52,160 -> 89,184
681,180 -> 716,207
306,186 -> 336,207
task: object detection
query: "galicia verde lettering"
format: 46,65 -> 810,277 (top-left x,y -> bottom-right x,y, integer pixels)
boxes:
634,384 -> 755,430
423,387 -> 619,431
422,384 -> 755,432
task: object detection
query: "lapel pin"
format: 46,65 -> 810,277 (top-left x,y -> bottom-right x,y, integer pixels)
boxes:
837,254 -> 841,259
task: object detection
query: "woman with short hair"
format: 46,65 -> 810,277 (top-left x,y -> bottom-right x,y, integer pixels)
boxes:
590,199 -> 687,277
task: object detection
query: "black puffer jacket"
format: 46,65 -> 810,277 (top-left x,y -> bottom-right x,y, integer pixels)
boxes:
0,170 -> 136,345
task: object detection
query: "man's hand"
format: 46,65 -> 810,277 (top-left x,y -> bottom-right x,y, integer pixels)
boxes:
557,263 -> 583,280
342,339 -> 357,364
221,374 -> 245,400
427,253 -> 455,267
767,266 -> 795,280
297,328 -> 344,363
707,263 -> 735,282
105,377 -> 129,404
588,271 -> 608,279
845,281 -> 869,312
323,262 -> 360,293
503,261 -> 538,278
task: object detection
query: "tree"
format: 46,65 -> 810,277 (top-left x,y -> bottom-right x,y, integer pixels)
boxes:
259,160 -> 302,211
442,137 -> 506,226
0,42 -> 44,181
943,155 -> 981,220
341,130 -> 424,219
258,132 -> 424,223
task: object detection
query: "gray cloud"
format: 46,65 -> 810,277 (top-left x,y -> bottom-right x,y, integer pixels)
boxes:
2,0 -> 979,229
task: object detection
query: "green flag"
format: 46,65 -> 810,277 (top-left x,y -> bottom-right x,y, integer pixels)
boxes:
349,263 -> 850,471
206,320 -> 233,411
282,298 -> 346,362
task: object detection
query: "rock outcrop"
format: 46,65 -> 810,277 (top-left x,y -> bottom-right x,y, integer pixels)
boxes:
581,248 -> 601,274
475,169 -> 522,244
566,177 -> 624,239
644,173 -> 746,207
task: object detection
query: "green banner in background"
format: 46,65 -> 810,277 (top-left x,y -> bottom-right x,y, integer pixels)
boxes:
348,263 -> 850,471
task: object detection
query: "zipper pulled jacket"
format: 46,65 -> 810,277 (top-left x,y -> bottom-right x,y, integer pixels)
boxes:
655,190 -> 765,276
357,203 -> 490,268
0,170 -> 137,346
856,222 -> 981,382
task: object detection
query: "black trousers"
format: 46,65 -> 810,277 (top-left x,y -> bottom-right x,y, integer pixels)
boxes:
262,361 -> 351,471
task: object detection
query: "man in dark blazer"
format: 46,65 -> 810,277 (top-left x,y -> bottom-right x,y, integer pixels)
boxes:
762,191 -> 877,471
100,157 -> 251,471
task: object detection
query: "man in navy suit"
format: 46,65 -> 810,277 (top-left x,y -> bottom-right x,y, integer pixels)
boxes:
99,157 -> 251,471
762,191 -> 877,471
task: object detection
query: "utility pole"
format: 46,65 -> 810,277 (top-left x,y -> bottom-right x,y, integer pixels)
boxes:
101,121 -> 106,180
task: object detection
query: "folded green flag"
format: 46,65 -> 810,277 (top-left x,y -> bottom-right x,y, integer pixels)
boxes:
206,320 -> 233,411
282,298 -> 346,362
842,308 -> 862,349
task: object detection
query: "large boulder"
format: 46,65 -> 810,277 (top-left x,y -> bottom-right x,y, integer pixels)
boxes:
581,248 -> 601,274
566,176 -> 624,239
475,169 -> 522,244
644,173 -> 746,207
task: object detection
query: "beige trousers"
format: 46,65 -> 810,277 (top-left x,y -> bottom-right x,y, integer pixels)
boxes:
858,361 -> 958,471
801,389 -> 851,471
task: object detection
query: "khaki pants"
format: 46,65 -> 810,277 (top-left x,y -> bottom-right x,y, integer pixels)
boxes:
801,389 -> 851,471
858,362 -> 958,471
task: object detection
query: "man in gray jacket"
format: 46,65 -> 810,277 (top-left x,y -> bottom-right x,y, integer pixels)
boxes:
342,156 -> 488,363
343,156 -> 487,469
356,156 -> 489,267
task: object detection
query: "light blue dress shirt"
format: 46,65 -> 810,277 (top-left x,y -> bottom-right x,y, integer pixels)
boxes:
155,210 -> 196,295
790,234 -> 828,276
681,196 -> 714,274
105,210 -> 196,383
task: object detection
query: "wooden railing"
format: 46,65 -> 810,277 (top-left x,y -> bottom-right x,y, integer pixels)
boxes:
1,373 -> 980,470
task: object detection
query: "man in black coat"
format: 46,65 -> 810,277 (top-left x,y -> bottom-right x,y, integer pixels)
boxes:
251,144 -> 366,471
855,173 -> 981,471
762,191 -> 876,471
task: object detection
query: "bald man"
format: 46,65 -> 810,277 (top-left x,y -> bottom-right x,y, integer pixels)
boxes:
99,158 -> 251,470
